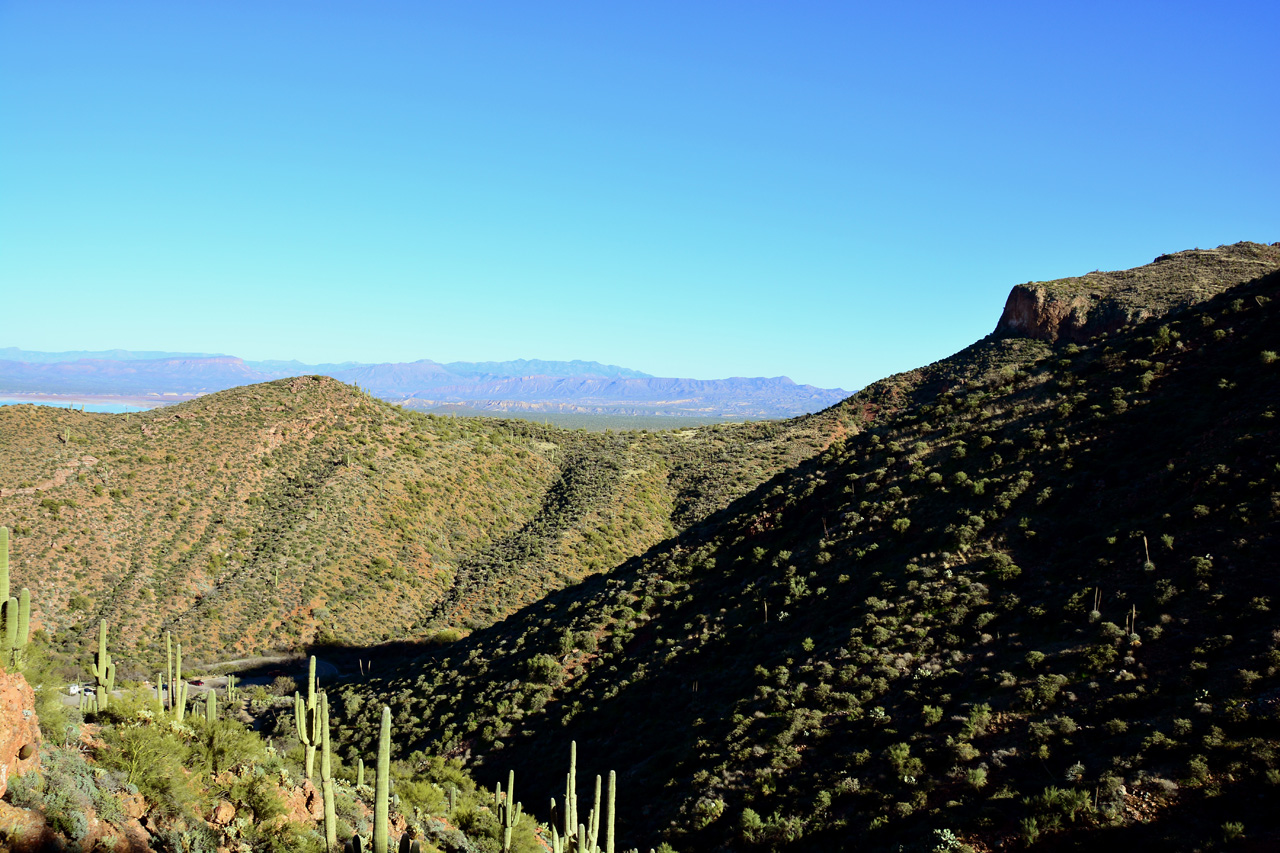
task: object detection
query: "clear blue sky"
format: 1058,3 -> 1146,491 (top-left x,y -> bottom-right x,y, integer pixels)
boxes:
2,1 -> 1276,391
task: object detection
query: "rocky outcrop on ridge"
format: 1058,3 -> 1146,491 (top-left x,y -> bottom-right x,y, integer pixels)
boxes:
993,241 -> 1280,343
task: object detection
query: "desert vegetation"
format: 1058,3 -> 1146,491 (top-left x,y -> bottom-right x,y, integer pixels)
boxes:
1,243 -> 1278,850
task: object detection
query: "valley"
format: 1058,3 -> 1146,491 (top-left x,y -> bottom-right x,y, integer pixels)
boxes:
1,242 -> 1278,851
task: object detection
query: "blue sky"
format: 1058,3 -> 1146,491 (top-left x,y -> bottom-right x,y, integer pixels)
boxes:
2,2 -> 1276,391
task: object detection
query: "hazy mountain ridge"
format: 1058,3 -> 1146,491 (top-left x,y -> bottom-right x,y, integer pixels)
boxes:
0,355 -> 267,394
0,353 -> 843,419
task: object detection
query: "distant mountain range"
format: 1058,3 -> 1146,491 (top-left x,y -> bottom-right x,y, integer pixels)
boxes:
0,350 -> 845,419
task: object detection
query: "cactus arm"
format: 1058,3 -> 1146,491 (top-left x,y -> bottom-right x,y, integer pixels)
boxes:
321,692 -> 337,851
606,770 -> 615,853
373,706 -> 391,853
15,589 -> 29,652
166,632 -> 174,711
3,598 -> 16,664
0,526 -> 9,603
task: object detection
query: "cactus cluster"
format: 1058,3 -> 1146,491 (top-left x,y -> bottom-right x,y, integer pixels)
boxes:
0,527 -> 31,671
166,632 -> 189,721
550,741 -> 616,853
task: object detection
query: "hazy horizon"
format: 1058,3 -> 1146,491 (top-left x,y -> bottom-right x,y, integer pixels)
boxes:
2,2 -> 1276,390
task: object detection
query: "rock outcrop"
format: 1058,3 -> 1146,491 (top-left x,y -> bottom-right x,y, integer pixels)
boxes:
993,241 -> 1280,343
0,670 -> 41,799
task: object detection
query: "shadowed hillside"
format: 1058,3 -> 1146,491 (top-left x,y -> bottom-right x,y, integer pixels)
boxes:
334,252 -> 1280,850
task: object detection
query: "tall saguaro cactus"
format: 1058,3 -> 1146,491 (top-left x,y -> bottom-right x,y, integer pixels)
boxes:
0,526 -> 9,603
374,706 -> 391,853
171,640 -> 189,723
168,639 -> 186,719
0,529 -> 30,671
166,632 -> 174,711
90,620 -> 115,710
605,770 -> 615,853
320,692 -> 337,851
295,655 -> 321,780
2,598 -> 17,663
566,740 -> 578,842
497,769 -> 522,853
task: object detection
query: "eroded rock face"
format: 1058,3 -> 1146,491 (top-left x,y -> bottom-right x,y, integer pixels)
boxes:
0,670 -> 42,799
993,285 -> 1146,344
992,242 -> 1280,344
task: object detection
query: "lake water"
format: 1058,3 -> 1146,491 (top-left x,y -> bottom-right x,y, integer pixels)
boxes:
0,398 -> 161,414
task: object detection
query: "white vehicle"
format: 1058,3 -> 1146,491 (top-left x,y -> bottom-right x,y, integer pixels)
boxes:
67,683 -> 82,695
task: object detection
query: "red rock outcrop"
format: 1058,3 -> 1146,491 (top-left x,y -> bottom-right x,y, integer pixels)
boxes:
993,285 -> 1144,343
992,242 -> 1280,344
0,670 -> 41,799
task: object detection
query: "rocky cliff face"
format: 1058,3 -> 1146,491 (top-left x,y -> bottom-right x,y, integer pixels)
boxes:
993,241 -> 1280,343
993,285 -> 1143,343
0,670 -> 41,799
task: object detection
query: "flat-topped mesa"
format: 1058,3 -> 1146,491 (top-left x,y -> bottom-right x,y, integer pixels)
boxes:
992,241 -> 1280,344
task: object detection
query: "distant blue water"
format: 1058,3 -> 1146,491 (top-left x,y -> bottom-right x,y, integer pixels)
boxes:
0,398 -> 160,414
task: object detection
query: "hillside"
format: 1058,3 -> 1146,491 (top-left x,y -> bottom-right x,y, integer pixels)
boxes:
0,378 -> 841,675
332,248 -> 1280,850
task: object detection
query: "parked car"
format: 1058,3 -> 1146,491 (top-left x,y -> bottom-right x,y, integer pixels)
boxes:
190,679 -> 204,686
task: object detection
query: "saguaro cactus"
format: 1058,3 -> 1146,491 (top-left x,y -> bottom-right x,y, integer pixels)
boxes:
90,620 -> 115,710
321,692 -> 337,851
295,655 -> 321,780
3,598 -> 17,663
496,769 -> 521,853
16,589 -> 29,661
206,688 -> 217,723
175,674 -> 189,722
166,632 -> 174,711
567,740 -> 578,842
0,526 -> 9,603
0,530 -> 30,671
605,770 -> 615,853
374,706 -> 391,853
